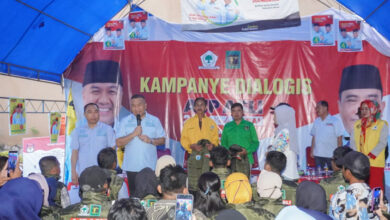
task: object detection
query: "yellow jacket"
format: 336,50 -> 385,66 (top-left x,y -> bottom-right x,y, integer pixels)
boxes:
180,115 -> 219,153
352,119 -> 388,167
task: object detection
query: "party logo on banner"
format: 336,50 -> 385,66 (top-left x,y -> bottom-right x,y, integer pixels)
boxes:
226,50 -> 241,69
199,50 -> 220,69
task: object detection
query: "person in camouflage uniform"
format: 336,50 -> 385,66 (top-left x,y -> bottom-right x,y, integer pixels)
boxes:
187,139 -> 213,192
39,156 -> 71,208
97,147 -> 128,200
210,147 -> 231,188
256,169 -> 285,216
59,166 -> 112,220
262,151 -> 297,206
225,172 -> 275,220
320,147 -> 352,203
133,167 -> 159,211
146,165 -> 207,220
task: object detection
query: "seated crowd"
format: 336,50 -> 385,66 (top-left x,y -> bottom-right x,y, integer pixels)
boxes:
0,146 -> 390,220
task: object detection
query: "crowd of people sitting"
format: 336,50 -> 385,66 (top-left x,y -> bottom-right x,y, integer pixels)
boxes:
1,145 -> 390,220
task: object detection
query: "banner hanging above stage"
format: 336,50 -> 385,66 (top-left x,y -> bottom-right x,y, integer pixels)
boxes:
180,0 -> 301,32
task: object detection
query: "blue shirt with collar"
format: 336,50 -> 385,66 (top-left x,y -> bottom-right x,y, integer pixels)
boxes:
116,112 -> 165,172
70,121 -> 116,174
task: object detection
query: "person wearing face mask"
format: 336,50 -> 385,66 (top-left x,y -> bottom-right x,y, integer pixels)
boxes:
350,100 -> 389,190
116,94 -> 166,196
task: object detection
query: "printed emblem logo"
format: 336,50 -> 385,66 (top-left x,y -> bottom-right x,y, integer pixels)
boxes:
244,126 -> 249,131
226,51 -> 241,69
90,204 -> 102,216
196,155 -> 202,160
199,51 -> 219,69
79,205 -> 89,216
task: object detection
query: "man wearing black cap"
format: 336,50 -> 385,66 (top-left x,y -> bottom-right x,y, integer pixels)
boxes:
82,60 -> 123,127
329,151 -> 377,219
60,166 -> 112,219
338,64 -> 385,136
319,147 -> 352,203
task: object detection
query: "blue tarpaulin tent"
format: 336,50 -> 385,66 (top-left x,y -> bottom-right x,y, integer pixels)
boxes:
0,0 -> 388,83
0,0 -> 127,83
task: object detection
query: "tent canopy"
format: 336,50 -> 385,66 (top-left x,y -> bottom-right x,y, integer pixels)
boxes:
0,0 -> 388,83
0,0 -> 127,83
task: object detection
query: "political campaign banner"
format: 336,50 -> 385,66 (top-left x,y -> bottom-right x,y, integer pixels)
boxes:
63,12 -> 390,195
310,15 -> 335,46
23,136 -> 65,182
181,0 -> 301,32
49,112 -> 61,143
104,20 -> 125,50
338,20 -> 363,52
9,98 -> 26,135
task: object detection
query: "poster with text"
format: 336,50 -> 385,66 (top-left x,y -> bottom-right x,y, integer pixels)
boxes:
104,20 -> 125,50
181,0 -> 301,32
128,11 -> 149,40
9,98 -> 26,135
311,15 -> 335,46
23,136 -> 65,182
338,20 -> 363,52
49,112 -> 61,143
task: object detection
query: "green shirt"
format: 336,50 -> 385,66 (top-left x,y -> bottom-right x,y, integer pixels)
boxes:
319,170 -> 347,203
221,120 -> 259,164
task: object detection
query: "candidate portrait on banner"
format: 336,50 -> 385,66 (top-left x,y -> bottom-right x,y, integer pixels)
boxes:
9,98 -> 26,135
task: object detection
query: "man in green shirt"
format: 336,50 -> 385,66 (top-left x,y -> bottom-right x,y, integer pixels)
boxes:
221,103 -> 259,177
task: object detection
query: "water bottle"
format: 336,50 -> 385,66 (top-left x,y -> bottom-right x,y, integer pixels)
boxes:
317,165 -> 322,177
324,163 -> 329,177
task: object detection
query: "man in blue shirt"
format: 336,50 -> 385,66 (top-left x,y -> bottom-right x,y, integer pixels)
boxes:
70,103 -> 116,185
116,94 -> 166,195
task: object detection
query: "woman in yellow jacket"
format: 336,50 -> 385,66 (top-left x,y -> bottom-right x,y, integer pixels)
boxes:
351,100 -> 388,190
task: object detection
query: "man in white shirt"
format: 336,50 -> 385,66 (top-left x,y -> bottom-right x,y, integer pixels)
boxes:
310,100 -> 343,170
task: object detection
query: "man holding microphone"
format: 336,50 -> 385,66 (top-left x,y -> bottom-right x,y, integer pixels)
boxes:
116,94 -> 166,195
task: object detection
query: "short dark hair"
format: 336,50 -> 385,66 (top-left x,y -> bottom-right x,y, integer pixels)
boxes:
210,147 -> 230,167
84,103 -> 99,113
108,198 -> 147,220
39,156 -> 59,176
343,151 -> 370,181
340,28 -> 346,32
131,94 -> 145,101
159,165 -> 187,194
231,103 -> 243,111
194,97 -> 207,106
266,151 -> 286,174
333,147 -> 353,169
313,23 -> 319,26
325,24 -> 331,27
317,100 -> 328,109
98,148 -> 117,169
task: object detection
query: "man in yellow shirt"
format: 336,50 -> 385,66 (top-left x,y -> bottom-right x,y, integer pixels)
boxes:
181,97 -> 219,153
181,97 -> 219,192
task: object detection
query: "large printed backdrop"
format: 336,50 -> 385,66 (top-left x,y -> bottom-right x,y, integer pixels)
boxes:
64,40 -> 390,143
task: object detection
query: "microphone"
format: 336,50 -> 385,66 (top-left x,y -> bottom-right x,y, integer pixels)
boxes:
136,114 -> 141,126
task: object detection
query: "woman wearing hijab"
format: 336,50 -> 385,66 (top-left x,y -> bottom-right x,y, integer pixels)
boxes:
351,100 -> 389,190
276,181 -> 331,220
0,177 -> 44,220
268,104 -> 300,180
